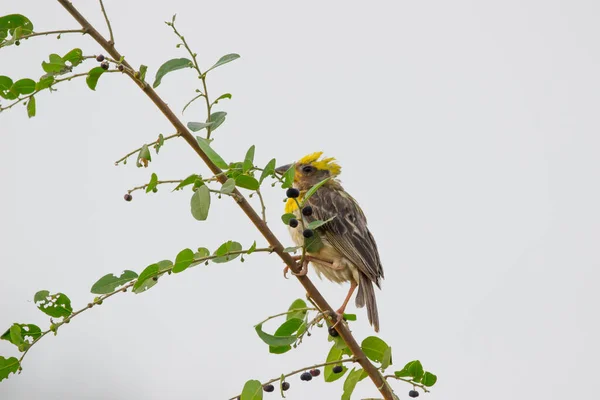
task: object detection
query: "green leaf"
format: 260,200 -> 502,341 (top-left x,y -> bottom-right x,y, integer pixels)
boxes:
8,325 -> 23,346
269,318 -> 304,354
307,216 -> 336,230
0,14 -> 34,39
27,95 -> 35,118
90,270 -> 138,294
0,356 -> 20,382
196,137 -> 228,169
12,78 -> 36,95
259,158 -> 276,183
0,76 -> 13,91
342,368 -> 367,400
190,185 -> 211,221
172,174 -> 200,191
324,344 -> 348,382
33,291 -> 72,318
343,313 -> 357,321
1,324 -> 41,348
235,175 -> 259,191
247,241 -> 257,254
133,264 -> 160,293
62,48 -> 83,67
281,164 -> 295,189
196,247 -> 210,258
139,65 -> 148,81
136,144 -> 152,167
283,246 -> 301,253
422,371 -> 437,387
240,379 -> 263,400
146,173 -> 158,193
394,360 -> 424,380
287,299 -> 308,321
42,54 -> 66,73
207,111 -> 227,132
173,248 -> 195,273
243,145 -> 255,172
361,336 -> 389,363
187,121 -> 213,132
304,232 -> 324,253
281,213 -> 297,225
35,76 -> 54,91
381,346 -> 392,370
220,178 -> 236,194
206,53 -> 241,73
255,323 -> 298,347
302,177 -> 331,205
86,66 -> 105,91
212,241 -> 243,263
152,58 -> 193,88
213,93 -> 232,104
156,133 -> 165,153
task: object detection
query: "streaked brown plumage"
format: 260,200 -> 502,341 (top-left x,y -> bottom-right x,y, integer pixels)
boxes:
277,152 -> 384,331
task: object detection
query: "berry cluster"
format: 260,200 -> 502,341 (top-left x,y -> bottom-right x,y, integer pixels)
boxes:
286,189 -> 315,238
96,54 -> 125,71
257,368 -> 326,396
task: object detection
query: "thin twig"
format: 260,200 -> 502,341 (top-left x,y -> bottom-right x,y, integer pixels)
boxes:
1,29 -> 86,47
228,357 -> 359,400
114,133 -> 180,165
255,307 -> 317,326
255,189 -> 267,223
384,375 -> 431,393
98,0 -> 114,45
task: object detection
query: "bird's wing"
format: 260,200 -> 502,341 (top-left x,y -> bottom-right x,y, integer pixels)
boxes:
305,185 -> 383,285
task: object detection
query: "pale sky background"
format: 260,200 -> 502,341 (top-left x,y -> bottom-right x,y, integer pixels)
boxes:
1,1 -> 599,399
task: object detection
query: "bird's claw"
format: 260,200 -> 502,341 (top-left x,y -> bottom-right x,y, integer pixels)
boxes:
283,261 -> 308,278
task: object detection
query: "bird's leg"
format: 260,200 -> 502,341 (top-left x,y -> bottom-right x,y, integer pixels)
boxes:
304,255 -> 345,271
331,281 -> 358,329
283,255 -> 309,278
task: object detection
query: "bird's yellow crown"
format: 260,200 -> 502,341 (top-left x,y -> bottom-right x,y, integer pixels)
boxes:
298,151 -> 342,176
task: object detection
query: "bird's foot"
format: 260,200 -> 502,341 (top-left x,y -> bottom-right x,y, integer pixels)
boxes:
283,257 -> 309,278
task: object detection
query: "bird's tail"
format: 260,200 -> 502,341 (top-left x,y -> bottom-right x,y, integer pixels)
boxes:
355,274 -> 380,332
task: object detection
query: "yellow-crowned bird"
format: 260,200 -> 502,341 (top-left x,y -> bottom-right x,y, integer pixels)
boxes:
276,152 -> 384,331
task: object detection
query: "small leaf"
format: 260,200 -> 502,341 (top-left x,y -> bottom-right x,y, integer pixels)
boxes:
422,371 -> 438,387
240,379 -> 263,400
153,58 -> 193,88
11,78 -> 36,95
304,232 -> 324,253
212,241 -> 243,263
220,178 -> 236,194
86,66 -> 105,91
342,368 -> 368,400
42,54 -> 66,73
187,121 -> 213,132
33,291 -> 72,318
259,158 -> 276,183
255,323 -> 298,347
394,360 -> 424,380
190,185 -> 211,221
139,65 -> 148,81
196,137 -> 228,169
343,313 -> 357,321
302,177 -> 331,205
172,174 -> 200,191
62,48 -> 83,67
247,241 -> 257,254
381,346 -> 392,370
235,175 -> 259,191
35,76 -> 54,91
173,248 -> 195,273
213,93 -> 232,104
361,336 -> 389,363
243,145 -> 255,172
324,344 -> 348,382
207,111 -> 227,132
137,144 -> 152,167
91,270 -> 138,294
283,246 -> 301,253
281,164 -> 295,189
26,95 -> 35,118
206,53 -> 240,73
195,247 -> 210,258
133,264 -> 160,293
1,324 -> 41,348
146,173 -> 158,193
281,213 -> 297,224
269,318 -> 304,354
307,216 -> 336,230
287,299 -> 307,321
0,356 -> 20,382
0,76 -> 13,92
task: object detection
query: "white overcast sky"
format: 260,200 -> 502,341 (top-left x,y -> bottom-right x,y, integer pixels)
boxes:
1,1 -> 599,399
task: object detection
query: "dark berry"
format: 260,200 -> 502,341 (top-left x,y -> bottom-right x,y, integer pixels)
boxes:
124,193 -> 133,202
302,206 -> 313,216
152,187 -> 158,193
96,54 -> 105,62
309,369 -> 320,377
409,390 -> 419,398
281,382 -> 290,391
303,229 -> 314,238
263,384 -> 274,392
286,188 -> 300,198
328,326 -> 339,337
288,218 -> 299,228
332,365 -> 343,374
15,40 -> 20,46
118,64 -> 124,71
300,372 -> 312,381
100,61 -> 109,70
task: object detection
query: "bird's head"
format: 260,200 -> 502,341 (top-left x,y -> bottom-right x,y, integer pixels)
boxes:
275,152 -> 341,191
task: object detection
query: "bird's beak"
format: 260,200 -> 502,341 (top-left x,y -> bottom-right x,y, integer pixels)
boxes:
275,164 -> 292,176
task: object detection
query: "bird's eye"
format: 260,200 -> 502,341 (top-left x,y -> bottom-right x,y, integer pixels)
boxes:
302,165 -> 314,174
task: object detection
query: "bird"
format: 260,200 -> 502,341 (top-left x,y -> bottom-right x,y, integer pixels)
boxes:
275,152 -> 384,331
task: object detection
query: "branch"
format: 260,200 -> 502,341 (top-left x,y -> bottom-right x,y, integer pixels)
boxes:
384,375 -> 431,393
114,133 -> 180,165
228,357 -> 359,400
98,0 -> 114,45
54,2 -> 395,399
255,189 -> 267,223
